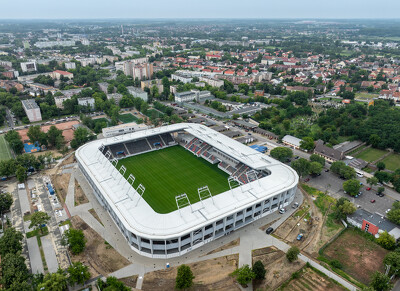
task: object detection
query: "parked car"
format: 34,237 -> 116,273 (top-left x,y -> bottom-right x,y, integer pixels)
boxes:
292,202 -> 299,209
266,227 -> 274,234
378,193 -> 385,197
366,187 -> 371,191
370,199 -> 376,203
325,169 -> 330,172
304,178 -> 310,182
279,208 -> 286,214
297,234 -> 304,241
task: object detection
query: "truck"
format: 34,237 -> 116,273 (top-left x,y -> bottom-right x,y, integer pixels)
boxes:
47,183 -> 55,195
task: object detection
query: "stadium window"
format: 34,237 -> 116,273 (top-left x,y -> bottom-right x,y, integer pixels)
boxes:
256,203 -> 261,208
141,238 -> 150,244
153,240 -> 165,245
246,207 -> 252,212
237,210 -> 243,216
205,224 -> 213,230
227,215 -> 233,221
182,234 -> 190,241
216,219 -> 223,225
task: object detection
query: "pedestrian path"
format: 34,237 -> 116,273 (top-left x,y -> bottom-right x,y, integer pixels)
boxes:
27,237 -> 44,274
41,235 -> 59,273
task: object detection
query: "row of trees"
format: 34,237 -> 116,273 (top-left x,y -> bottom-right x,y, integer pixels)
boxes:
5,130 -> 24,154
27,125 -> 65,150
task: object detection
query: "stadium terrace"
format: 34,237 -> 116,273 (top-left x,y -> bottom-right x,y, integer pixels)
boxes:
76,123 -> 299,258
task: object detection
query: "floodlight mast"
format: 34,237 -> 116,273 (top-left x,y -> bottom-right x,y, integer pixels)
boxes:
97,144 -> 105,159
135,184 -> 145,206
246,170 -> 260,186
118,165 -> 126,182
198,186 -> 214,205
175,194 -> 192,216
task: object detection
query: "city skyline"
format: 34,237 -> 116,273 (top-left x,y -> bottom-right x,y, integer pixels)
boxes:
1,0 -> 400,19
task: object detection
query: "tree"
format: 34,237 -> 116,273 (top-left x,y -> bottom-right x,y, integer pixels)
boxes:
5,130 -> 24,155
175,264 -> 195,290
286,246 -> 300,262
375,171 -> 391,183
376,231 -> 396,250
71,127 -> 94,149
309,154 -> 325,166
387,201 -> 400,225
334,198 -> 356,220
97,276 -> 130,291
15,166 -> 27,183
369,134 -> 382,148
343,179 -> 361,196
47,125 -> 65,149
68,262 -> 90,285
252,260 -> 266,280
367,177 -> 379,187
270,147 -> 293,162
291,158 -> 310,177
64,228 -> 86,254
0,192 -> 13,216
233,264 -> 255,286
0,228 -> 23,257
383,251 -> 400,277
378,187 -> 385,194
300,137 -> 314,151
27,125 -> 47,146
377,162 -> 386,171
309,161 -> 323,176
0,252 -> 29,288
370,271 -> 392,291
38,271 -> 68,291
29,211 -> 50,234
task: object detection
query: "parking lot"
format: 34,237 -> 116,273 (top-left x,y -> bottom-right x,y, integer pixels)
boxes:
306,171 -> 394,216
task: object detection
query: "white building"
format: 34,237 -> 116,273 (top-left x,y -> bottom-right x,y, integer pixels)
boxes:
127,86 -> 148,102
282,135 -> 303,150
34,40 -> 75,48
76,123 -> 299,258
22,99 -> 42,122
175,90 -> 212,102
199,76 -> 224,88
54,95 -> 71,109
65,62 -> 76,70
78,97 -> 95,109
102,122 -> 149,137
171,73 -> 193,84
20,61 -> 37,73
107,93 -> 123,105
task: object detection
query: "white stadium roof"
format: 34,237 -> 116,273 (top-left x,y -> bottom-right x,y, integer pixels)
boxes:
76,123 -> 298,240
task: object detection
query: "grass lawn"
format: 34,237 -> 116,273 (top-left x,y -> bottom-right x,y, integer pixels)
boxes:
119,113 -> 139,124
145,109 -> 164,119
355,92 -> 379,100
0,134 -> 12,161
381,153 -> 400,171
322,228 -> 388,285
355,147 -> 387,163
118,146 -> 230,213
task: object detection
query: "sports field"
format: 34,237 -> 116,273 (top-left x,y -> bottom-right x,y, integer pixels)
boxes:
381,153 -> 400,171
0,134 -> 12,161
118,146 -> 230,213
119,113 -> 139,124
355,147 -> 387,163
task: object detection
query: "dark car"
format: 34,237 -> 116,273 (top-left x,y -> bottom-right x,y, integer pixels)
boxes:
266,227 -> 274,234
304,178 -> 310,182
325,169 -> 330,172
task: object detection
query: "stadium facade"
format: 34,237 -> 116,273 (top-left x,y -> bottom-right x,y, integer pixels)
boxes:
76,123 -> 299,258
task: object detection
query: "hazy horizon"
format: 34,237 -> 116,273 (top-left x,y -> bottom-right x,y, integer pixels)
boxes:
1,0 -> 400,20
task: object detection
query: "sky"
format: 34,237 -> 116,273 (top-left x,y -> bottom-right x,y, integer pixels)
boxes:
1,0 -> 400,19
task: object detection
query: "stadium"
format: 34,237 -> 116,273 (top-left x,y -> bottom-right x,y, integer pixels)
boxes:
76,123 -> 299,258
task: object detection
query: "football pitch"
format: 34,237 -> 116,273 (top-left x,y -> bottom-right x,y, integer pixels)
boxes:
118,146 -> 230,213
0,135 -> 12,161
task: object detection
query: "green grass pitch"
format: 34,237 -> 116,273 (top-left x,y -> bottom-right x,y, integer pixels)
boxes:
119,113 -> 139,124
118,146 -> 230,213
0,135 -> 12,161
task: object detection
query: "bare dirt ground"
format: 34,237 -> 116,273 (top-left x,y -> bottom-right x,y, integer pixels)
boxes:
274,187 -> 343,259
323,228 -> 389,285
74,179 -> 88,205
205,238 -> 240,255
283,267 -> 347,291
142,254 -> 240,291
70,216 -> 130,278
52,172 -> 71,204
253,249 -> 305,290
88,208 -> 104,226
60,153 -> 76,167
18,120 -> 79,142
